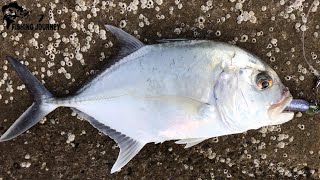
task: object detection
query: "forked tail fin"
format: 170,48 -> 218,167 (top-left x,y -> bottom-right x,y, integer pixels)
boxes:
0,56 -> 58,142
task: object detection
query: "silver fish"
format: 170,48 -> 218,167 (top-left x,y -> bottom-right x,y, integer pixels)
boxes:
0,25 -> 294,173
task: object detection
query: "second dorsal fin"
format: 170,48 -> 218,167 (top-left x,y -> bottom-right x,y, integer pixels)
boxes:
105,25 -> 144,58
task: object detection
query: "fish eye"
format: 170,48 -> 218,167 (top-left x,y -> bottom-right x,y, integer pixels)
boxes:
256,73 -> 273,90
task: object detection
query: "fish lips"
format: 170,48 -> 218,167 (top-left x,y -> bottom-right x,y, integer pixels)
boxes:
268,93 -> 294,123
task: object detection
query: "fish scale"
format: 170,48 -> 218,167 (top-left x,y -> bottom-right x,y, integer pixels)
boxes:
0,25 -> 296,173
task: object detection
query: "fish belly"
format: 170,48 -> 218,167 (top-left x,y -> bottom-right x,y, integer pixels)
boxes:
73,95 -> 208,142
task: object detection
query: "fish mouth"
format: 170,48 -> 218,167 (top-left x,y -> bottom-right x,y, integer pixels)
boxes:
268,91 -> 294,122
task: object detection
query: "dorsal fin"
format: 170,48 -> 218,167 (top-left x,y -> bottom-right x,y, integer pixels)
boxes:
105,25 -> 144,58
71,108 -> 145,173
157,38 -> 189,43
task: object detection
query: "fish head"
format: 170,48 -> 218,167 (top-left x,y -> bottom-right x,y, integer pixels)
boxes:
213,51 -> 294,131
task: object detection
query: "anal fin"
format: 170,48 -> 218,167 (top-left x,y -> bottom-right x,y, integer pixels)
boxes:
71,108 -> 145,173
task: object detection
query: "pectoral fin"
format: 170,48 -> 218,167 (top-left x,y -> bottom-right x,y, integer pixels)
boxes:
71,108 -> 145,173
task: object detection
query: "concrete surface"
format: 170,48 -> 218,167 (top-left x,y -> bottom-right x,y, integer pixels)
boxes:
0,0 -> 320,179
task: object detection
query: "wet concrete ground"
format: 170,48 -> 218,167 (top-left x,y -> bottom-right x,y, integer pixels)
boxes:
0,0 -> 320,179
